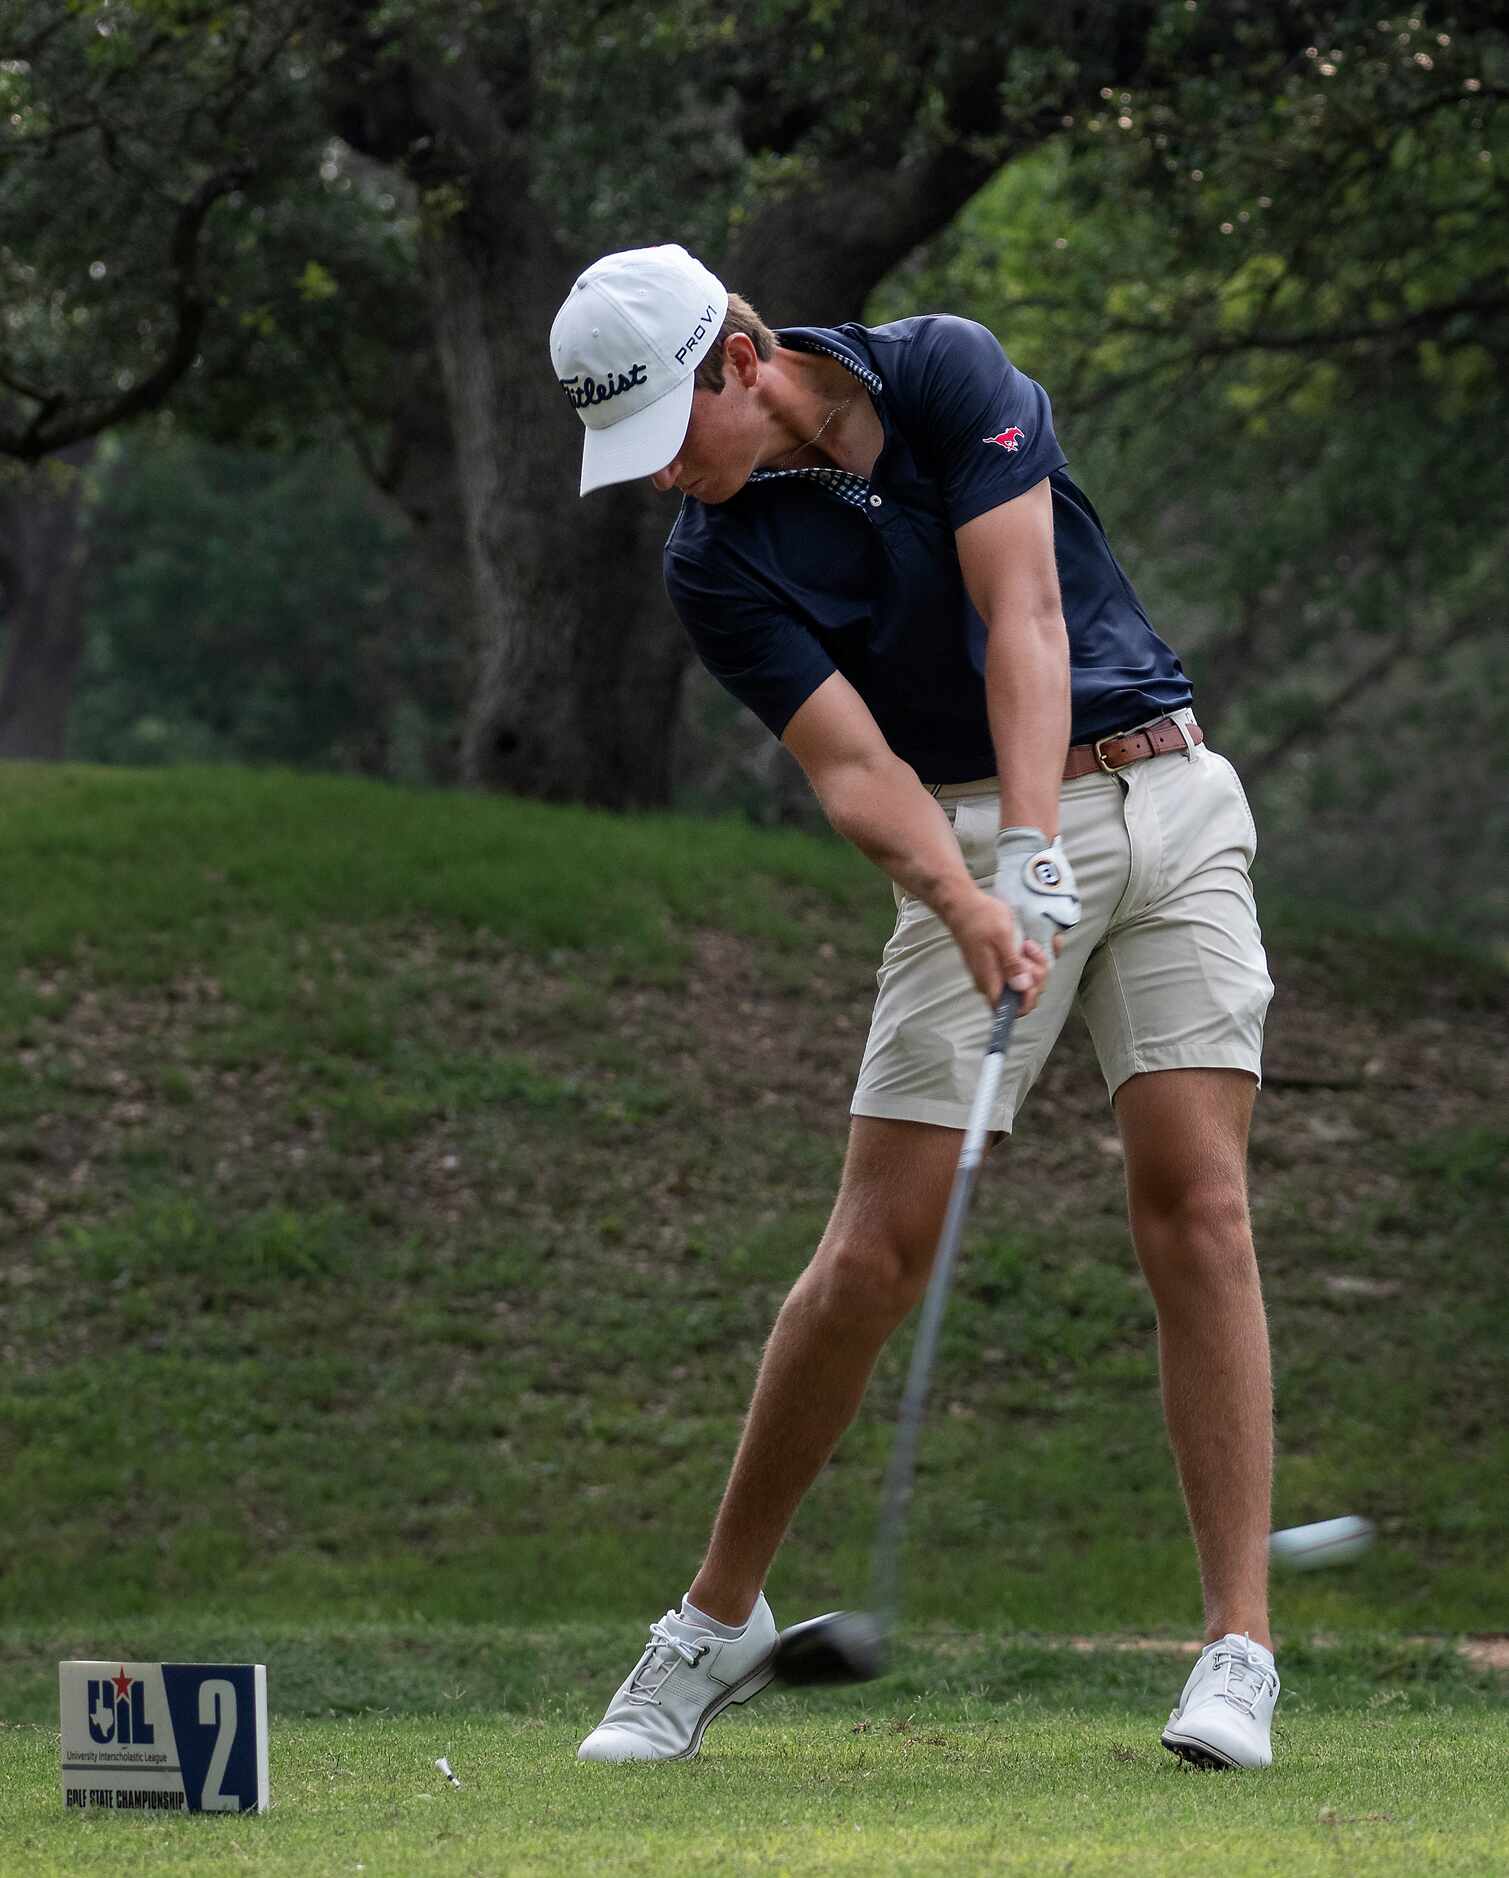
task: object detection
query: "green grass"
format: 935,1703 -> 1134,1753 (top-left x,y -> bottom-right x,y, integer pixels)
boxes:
2,1629 -> 1506,1875
3,1618 -> 1503,1726
0,763 -> 877,1003
2,764 -> 1507,1635
1,764 -> 1506,1649
2,762 -> 1507,1868
8,1715 -> 1509,1878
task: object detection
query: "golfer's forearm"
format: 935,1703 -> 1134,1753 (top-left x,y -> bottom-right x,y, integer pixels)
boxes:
984,610 -> 1071,839
822,758 -> 979,925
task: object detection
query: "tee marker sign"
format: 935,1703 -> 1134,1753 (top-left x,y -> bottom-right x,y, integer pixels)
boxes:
59,1661 -> 269,1814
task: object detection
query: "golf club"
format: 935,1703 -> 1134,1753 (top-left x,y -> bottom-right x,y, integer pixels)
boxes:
772,986 -> 1021,1686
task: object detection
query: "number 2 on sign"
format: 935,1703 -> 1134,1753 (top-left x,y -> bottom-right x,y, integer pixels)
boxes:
198,1679 -> 239,1811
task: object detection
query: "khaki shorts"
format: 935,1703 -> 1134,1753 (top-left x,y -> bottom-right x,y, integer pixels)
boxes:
851,716 -> 1274,1133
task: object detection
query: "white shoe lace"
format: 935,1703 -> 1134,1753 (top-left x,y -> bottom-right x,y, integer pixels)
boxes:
624,1615 -> 710,1706
1206,1639 -> 1275,1716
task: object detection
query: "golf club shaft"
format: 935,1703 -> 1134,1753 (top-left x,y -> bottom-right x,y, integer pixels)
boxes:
868,989 -> 1020,1633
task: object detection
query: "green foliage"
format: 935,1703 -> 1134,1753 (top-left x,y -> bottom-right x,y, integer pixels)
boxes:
0,2 -> 429,460
526,0 -> 1190,258
6,2 -> 1506,940
1,5 -> 304,447
874,13 -> 1509,940
68,434 -> 458,778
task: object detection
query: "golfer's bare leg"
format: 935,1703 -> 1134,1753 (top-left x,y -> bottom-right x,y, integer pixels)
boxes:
1116,1067 -> 1273,1649
686,1115 -> 965,1627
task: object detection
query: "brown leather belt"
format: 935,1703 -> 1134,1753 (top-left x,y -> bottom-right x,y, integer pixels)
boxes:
1063,714 -> 1203,781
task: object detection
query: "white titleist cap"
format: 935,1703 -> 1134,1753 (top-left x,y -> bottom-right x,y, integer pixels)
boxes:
550,244 -> 729,496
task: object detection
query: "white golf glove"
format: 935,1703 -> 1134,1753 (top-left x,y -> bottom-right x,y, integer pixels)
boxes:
992,827 -> 1082,964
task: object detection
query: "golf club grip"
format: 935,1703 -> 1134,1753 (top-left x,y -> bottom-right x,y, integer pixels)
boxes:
869,989 -> 1019,1630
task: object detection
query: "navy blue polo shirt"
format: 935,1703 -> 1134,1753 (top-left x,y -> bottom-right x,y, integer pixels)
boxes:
663,315 -> 1192,784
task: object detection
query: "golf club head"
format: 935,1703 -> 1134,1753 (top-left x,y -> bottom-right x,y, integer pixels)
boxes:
771,1609 -> 889,1686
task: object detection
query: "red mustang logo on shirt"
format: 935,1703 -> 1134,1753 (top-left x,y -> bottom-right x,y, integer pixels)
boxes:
985,427 -> 1026,452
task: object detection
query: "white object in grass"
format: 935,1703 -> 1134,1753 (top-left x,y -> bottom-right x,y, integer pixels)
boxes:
1269,1515 -> 1375,1570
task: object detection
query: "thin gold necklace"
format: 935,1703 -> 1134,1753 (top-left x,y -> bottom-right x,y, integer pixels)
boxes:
782,395 -> 854,462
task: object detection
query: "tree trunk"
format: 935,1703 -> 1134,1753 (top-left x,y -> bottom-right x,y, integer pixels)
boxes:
424,204 -> 686,805
0,442 -> 97,761
372,48 -> 684,808
323,25 -> 691,808
383,357 -> 475,785
323,0 -> 1209,809
418,21 -> 1180,806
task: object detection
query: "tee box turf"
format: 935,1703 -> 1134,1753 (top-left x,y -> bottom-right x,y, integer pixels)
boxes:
58,1661 -> 269,1815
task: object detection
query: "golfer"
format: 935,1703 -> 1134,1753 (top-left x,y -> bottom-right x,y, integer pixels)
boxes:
551,244 -> 1280,1770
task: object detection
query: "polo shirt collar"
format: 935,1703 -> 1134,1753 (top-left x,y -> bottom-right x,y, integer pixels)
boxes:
746,327 -> 885,506
771,327 -> 885,398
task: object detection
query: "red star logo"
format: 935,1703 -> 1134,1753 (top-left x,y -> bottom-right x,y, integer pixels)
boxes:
111,1667 -> 133,1703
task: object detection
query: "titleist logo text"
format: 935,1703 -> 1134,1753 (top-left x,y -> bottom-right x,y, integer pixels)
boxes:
560,362 -> 649,409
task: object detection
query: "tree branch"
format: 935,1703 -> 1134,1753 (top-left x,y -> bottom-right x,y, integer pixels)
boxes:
0,114 -> 106,161
289,326 -> 398,495
201,5 -> 308,139
1109,292 -> 1509,363
1,162 -> 254,461
0,360 -> 58,406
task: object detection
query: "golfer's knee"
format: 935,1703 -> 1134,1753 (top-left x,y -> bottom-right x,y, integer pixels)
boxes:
1132,1178 -> 1254,1290
809,1232 -> 926,1324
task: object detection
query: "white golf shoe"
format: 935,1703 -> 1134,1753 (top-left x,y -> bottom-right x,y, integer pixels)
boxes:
1162,1633 -> 1280,1769
577,1594 -> 778,1763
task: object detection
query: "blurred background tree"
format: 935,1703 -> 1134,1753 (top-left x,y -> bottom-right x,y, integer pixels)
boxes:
1,0 -> 1504,936
0,0 -> 467,766
1,0 -> 305,755
320,0 -> 1234,801
72,431 -> 458,777
873,12 -> 1508,932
